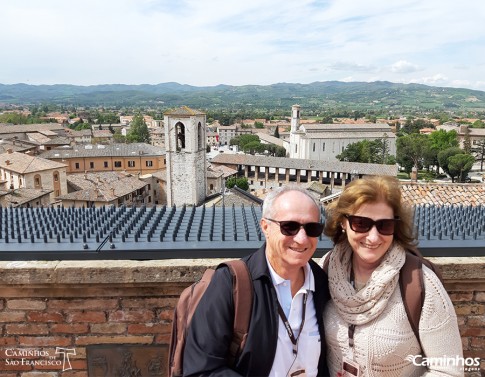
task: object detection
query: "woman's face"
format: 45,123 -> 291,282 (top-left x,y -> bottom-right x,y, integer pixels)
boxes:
342,201 -> 395,270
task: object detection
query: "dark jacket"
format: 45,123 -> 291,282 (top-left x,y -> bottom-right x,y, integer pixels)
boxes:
183,244 -> 330,376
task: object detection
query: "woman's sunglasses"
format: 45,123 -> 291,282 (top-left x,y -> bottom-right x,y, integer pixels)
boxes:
344,215 -> 399,236
264,218 -> 324,237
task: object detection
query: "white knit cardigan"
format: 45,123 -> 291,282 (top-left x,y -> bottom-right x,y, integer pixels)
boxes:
319,242 -> 464,377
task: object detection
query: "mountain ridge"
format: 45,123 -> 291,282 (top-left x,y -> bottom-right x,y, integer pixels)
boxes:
1,81 -> 484,112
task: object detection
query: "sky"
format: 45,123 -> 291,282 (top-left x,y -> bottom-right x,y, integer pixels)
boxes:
1,0 -> 484,91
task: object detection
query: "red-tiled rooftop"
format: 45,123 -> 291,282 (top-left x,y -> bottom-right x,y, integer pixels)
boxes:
400,182 -> 485,206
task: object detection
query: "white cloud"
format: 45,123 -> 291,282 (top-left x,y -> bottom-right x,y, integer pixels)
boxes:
390,61 -> 420,74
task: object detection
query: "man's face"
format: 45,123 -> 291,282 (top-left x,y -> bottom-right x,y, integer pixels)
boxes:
261,191 -> 320,277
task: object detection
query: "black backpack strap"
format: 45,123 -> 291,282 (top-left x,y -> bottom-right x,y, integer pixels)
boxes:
219,260 -> 254,366
399,251 -> 425,352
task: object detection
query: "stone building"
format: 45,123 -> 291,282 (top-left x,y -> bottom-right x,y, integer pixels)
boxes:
164,106 -> 207,206
40,143 -> 166,175
0,149 -> 67,204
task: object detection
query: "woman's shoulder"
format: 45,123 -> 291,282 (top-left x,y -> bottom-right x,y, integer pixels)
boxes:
421,263 -> 454,309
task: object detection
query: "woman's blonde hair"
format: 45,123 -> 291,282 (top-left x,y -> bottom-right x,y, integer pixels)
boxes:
324,175 -> 417,250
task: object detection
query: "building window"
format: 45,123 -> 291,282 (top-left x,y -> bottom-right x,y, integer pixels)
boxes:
114,161 -> 122,168
148,184 -> 151,190
89,162 -> 94,169
146,160 -> 153,167
75,162 -> 80,169
104,161 -> 109,168
313,143 -> 315,152
34,174 -> 42,189
128,161 -> 135,168
323,143 -> 325,151
53,173 -> 58,181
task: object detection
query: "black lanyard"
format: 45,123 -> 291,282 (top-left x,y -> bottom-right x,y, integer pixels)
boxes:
276,293 -> 308,355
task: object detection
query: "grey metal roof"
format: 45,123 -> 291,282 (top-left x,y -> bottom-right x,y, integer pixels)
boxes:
211,154 -> 398,176
0,204 -> 482,260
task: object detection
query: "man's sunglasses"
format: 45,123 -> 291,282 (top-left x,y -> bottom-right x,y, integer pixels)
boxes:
264,218 -> 324,237
345,215 -> 399,236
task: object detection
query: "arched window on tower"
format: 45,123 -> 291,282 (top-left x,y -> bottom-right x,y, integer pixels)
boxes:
176,122 -> 185,151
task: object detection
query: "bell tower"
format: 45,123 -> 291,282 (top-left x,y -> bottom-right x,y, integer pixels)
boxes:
289,104 -> 301,158
164,106 -> 207,206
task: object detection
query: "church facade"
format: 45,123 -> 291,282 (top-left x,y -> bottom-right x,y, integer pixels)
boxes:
288,105 -> 396,161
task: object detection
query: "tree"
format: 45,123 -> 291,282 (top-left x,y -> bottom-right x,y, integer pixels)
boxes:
448,154 -> 474,182
113,130 -> 126,143
230,134 -> 260,149
399,117 -> 434,135
472,119 -> 485,128
274,145 -> 287,157
428,129 -> 459,173
126,114 -> 150,143
438,147 -> 463,182
243,141 -> 264,155
396,134 -> 429,173
225,176 -> 249,191
338,139 -> 395,164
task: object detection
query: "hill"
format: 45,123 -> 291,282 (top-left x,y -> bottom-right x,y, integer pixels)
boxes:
1,81 -> 485,112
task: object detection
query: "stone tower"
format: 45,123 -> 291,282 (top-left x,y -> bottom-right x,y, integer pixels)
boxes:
289,104 -> 301,158
164,106 -> 207,206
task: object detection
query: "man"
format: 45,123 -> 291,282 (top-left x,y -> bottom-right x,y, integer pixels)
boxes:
183,186 -> 330,376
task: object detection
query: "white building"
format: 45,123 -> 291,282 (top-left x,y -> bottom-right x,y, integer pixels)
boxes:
288,105 -> 396,161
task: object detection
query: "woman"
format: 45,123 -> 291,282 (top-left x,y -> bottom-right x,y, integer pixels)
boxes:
319,176 -> 463,377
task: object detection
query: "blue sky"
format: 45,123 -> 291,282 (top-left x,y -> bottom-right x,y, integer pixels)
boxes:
1,0 -> 484,91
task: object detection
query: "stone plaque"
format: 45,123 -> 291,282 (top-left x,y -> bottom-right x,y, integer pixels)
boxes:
87,345 -> 168,377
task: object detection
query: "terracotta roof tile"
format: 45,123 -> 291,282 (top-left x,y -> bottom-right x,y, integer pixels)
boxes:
401,182 -> 485,206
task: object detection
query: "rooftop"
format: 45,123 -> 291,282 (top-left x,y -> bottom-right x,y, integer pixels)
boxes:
164,106 -> 205,116
211,153 -> 398,176
39,143 -> 165,159
401,182 -> 485,207
0,151 -> 67,173
59,171 -> 148,202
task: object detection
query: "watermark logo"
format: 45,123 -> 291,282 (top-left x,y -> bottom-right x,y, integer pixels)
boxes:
55,347 -> 76,371
3,347 -> 76,372
406,354 -> 481,373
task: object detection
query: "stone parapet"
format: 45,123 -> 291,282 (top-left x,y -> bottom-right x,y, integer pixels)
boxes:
0,257 -> 483,376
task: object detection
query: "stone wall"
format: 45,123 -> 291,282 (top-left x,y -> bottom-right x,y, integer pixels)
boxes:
0,257 -> 483,377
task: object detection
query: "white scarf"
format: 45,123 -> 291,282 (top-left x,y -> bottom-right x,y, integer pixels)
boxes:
327,241 -> 406,325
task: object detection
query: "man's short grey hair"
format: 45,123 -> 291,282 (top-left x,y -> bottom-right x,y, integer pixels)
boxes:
261,185 -> 320,219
